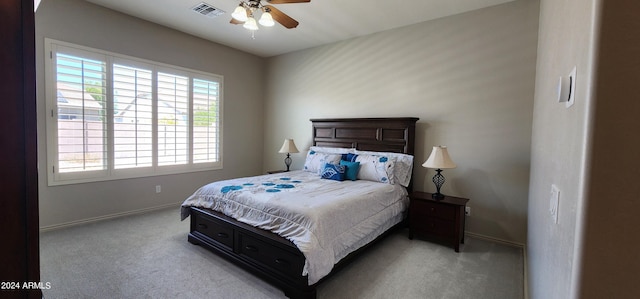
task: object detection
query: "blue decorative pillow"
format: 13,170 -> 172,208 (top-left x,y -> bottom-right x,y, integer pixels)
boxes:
340,160 -> 360,181
320,163 -> 346,181
341,153 -> 359,162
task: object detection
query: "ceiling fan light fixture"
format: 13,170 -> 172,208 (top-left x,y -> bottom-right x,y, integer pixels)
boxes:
229,0 -> 307,33
243,17 -> 259,30
259,11 -> 275,27
231,5 -> 248,22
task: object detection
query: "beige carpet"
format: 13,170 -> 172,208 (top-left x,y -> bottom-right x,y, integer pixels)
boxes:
40,207 -> 523,299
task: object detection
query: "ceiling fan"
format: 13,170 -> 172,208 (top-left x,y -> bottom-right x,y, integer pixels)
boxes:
230,0 -> 310,30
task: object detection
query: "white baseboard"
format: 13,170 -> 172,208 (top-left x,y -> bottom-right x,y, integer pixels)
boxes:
465,231 -> 525,248
39,202 -> 182,232
466,231 -> 528,299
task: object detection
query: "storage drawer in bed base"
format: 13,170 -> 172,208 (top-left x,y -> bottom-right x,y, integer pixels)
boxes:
188,208 -> 313,299
188,207 -> 407,299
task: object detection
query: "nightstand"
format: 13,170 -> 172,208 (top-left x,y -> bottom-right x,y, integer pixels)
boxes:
408,191 -> 469,252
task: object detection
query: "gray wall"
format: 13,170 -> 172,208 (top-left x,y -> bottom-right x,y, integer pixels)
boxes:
263,0 -> 540,244
528,0 -> 640,298
35,0 -> 265,228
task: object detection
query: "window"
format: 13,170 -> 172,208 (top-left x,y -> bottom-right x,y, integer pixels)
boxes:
54,52 -> 107,175
46,39 -> 223,185
113,63 -> 153,169
192,79 -> 221,164
157,72 -> 189,166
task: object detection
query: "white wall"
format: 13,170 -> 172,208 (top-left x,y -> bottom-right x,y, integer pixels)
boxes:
529,0 -> 640,298
263,0 -> 540,244
527,0 -> 597,298
35,0 -> 265,228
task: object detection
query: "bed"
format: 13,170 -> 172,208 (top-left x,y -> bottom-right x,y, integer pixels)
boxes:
181,117 -> 418,299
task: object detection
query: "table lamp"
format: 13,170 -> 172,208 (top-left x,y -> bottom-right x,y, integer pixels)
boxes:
422,146 -> 456,199
278,139 -> 299,171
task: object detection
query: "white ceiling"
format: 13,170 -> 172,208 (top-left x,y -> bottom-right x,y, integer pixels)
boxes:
84,0 -> 517,57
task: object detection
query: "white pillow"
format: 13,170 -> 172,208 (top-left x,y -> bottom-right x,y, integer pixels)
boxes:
355,154 -> 396,184
303,150 -> 342,174
355,150 -> 414,187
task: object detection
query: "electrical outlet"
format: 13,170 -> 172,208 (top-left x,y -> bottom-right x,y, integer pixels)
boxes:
155,185 -> 161,193
465,206 -> 471,216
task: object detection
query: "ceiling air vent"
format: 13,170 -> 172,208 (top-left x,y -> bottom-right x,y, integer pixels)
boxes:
192,2 -> 226,18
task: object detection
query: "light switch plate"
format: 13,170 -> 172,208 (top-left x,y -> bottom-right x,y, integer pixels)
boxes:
550,184 -> 560,224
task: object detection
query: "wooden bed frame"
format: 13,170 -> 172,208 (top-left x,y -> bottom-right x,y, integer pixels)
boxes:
187,117 -> 418,299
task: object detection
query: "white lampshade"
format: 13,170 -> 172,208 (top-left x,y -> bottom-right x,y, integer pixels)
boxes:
232,6 -> 248,22
278,139 -> 299,154
243,17 -> 259,31
422,146 -> 456,169
259,12 -> 275,27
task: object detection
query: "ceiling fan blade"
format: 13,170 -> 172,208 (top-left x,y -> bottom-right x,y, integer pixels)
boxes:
267,0 -> 311,4
266,5 -> 299,29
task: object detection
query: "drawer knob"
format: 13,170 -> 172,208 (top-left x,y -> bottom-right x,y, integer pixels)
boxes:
430,207 -> 435,212
245,245 -> 258,252
217,232 -> 229,238
197,223 -> 208,229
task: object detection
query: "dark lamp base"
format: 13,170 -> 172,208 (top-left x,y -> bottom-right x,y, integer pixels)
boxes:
431,169 -> 446,200
284,153 -> 292,172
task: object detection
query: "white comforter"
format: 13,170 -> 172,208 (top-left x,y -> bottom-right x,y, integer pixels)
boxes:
180,170 -> 408,285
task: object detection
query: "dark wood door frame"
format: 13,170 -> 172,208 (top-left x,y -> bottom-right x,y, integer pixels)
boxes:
0,0 -> 41,298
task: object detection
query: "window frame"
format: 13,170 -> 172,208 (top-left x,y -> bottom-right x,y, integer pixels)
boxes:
45,39 -> 224,186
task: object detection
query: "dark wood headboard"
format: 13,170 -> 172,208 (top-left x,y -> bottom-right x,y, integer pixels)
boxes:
311,118 -> 419,155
